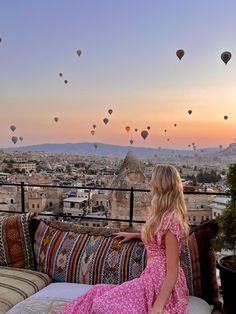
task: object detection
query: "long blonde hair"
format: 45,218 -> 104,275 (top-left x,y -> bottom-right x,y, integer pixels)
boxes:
143,164 -> 189,241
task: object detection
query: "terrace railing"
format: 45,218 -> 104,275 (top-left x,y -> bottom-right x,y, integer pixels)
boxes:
0,182 -> 229,227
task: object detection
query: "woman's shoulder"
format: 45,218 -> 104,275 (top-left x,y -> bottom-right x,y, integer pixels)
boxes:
162,213 -> 184,241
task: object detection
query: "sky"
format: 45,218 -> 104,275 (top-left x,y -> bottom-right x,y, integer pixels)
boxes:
0,0 -> 236,149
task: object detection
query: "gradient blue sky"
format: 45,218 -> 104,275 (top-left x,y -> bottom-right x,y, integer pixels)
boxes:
0,0 -> 236,149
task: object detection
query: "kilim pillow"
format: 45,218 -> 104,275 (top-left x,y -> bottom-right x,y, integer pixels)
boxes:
34,221 -> 146,285
0,213 -> 34,269
33,219 -> 220,308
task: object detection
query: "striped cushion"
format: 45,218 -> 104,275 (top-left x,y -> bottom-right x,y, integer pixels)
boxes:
33,220 -> 220,307
34,221 -> 147,285
0,266 -> 52,313
0,214 -> 34,269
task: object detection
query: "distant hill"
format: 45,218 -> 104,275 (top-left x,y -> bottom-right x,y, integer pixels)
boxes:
1,142 -> 224,158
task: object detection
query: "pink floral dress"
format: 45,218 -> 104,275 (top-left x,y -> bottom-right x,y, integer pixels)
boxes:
61,215 -> 188,314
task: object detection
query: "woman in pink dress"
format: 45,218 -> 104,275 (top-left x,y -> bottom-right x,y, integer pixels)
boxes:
61,164 -> 189,314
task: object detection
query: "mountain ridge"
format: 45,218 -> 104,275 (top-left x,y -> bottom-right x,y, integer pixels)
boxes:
1,142 -> 228,158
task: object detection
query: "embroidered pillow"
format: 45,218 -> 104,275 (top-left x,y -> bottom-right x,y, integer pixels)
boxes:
34,221 -> 146,285
0,213 -> 34,269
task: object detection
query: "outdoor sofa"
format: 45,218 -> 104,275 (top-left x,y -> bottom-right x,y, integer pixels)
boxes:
0,213 -> 223,314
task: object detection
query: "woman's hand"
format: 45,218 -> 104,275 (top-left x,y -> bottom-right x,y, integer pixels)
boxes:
149,304 -> 163,314
113,232 -> 136,243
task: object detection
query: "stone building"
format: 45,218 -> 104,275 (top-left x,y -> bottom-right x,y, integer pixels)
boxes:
109,151 -> 151,227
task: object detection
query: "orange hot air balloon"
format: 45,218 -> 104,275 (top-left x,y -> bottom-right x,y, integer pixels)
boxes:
125,126 -> 131,133
176,49 -> 185,60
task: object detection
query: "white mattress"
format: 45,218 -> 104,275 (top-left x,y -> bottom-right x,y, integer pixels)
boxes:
7,282 -> 212,314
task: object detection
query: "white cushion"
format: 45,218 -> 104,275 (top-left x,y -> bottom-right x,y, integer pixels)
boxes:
188,296 -> 212,314
8,283 -> 212,314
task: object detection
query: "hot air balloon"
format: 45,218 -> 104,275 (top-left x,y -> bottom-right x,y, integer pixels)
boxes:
174,123 -> 177,127
192,142 -> 195,146
224,115 -> 228,120
64,80 -> 68,84
147,126 -> 151,130
76,49 -> 82,57
103,118 -> 109,125
108,109 -> 113,115
92,124 -> 96,129
59,73 -> 63,77
10,125 -> 16,132
93,143 -> 98,149
176,49 -> 185,60
164,129 -> 167,133
0,38 -> 2,43
219,145 -> 223,149
167,138 -> 170,142
54,117 -> 59,122
221,52 -> 232,65
11,136 -> 18,144
141,130 -> 148,140
130,140 -> 134,145
91,130 -> 95,136
134,128 -> 138,132
19,136 -> 23,141
125,126 -> 131,133
188,144 -> 191,148
188,110 -> 192,115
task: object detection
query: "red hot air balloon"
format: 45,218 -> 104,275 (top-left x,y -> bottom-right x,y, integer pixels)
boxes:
176,49 -> 185,60
221,52 -> 232,65
103,118 -> 109,125
141,130 -> 148,140
125,126 -> 131,132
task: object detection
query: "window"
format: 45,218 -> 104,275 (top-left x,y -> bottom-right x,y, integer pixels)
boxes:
193,216 -> 196,222
214,212 -> 217,217
37,204 -> 40,209
32,204 -> 35,209
93,223 -> 96,227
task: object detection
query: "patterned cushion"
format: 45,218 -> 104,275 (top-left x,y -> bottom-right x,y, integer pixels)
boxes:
33,219 -> 220,307
34,221 -> 146,285
0,214 -> 34,269
0,266 -> 52,313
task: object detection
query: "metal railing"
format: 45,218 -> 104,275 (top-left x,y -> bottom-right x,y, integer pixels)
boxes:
0,182 -> 229,226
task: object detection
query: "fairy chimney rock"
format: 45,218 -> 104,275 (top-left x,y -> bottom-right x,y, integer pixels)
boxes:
109,151 -> 151,226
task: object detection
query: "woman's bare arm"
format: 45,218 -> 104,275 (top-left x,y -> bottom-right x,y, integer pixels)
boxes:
150,230 -> 179,314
